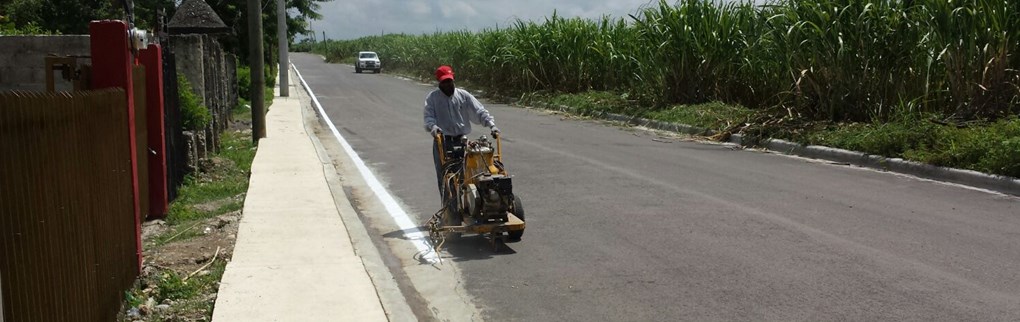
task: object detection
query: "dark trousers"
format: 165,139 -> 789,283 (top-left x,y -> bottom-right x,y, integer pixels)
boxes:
433,135 -> 466,200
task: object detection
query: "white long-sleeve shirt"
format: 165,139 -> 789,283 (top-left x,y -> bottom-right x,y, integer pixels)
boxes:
423,88 -> 495,136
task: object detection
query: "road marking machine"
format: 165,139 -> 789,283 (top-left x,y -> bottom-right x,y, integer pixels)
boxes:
426,133 -> 525,253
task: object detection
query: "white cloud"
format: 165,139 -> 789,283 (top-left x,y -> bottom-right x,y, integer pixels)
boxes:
409,1 -> 432,16
438,0 -> 479,18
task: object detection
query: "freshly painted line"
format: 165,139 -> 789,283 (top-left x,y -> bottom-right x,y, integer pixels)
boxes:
292,63 -> 439,263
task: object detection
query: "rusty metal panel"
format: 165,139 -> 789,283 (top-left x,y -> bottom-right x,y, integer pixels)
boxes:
0,89 -> 139,322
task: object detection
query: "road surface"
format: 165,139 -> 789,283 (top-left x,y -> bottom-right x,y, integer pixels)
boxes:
291,53 -> 1019,321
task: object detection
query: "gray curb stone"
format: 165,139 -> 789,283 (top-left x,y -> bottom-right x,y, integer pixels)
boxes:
530,102 -> 1020,196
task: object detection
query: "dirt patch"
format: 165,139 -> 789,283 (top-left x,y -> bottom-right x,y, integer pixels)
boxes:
141,220 -> 171,241
119,120 -> 256,321
197,157 -> 236,182
147,211 -> 240,273
193,195 -> 244,213
120,210 -> 241,322
230,120 -> 253,132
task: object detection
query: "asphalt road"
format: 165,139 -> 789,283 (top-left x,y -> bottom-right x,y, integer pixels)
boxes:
291,53 -> 1020,321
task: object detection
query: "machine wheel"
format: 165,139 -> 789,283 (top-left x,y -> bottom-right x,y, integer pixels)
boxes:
508,196 -> 525,241
356,67 -> 363,73
375,68 -> 382,73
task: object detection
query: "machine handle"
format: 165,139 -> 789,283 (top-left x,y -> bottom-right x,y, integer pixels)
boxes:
434,133 -> 445,166
493,132 -> 502,163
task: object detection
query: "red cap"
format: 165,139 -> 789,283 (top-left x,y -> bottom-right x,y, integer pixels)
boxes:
435,65 -> 455,82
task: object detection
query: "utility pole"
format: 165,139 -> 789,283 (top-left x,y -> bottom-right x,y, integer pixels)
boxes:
322,31 -> 326,42
248,0 -> 266,141
276,0 -> 289,97
309,18 -> 316,42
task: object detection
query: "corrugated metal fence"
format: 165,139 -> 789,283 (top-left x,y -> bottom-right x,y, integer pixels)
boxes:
0,89 -> 139,322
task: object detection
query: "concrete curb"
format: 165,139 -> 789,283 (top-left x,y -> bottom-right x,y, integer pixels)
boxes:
529,102 -> 1020,196
294,66 -> 417,322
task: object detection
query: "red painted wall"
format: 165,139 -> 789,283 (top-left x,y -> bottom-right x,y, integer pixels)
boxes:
139,44 -> 169,220
89,20 -> 142,270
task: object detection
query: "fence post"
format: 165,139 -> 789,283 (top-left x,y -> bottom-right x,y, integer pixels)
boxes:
140,44 -> 169,220
89,20 -> 143,271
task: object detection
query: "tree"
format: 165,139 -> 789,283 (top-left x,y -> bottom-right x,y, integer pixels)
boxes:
0,0 -> 328,68
210,0 -> 329,67
1,0 -> 116,34
0,0 -> 175,33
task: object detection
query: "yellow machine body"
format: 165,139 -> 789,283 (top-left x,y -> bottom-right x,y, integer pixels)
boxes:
428,134 -> 524,252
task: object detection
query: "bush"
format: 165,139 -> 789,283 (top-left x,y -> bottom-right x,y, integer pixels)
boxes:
807,118 -> 942,158
0,19 -> 55,35
646,102 -> 755,130
981,137 -> 1020,176
237,64 -> 276,103
809,116 -> 1020,177
265,65 -> 276,89
904,116 -> 1020,177
237,65 -> 251,100
547,91 -> 632,115
178,75 -> 211,131
156,270 -> 198,301
291,40 -> 314,53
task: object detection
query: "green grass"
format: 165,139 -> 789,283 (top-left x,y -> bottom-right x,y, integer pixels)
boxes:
238,64 -> 278,111
533,91 -> 1020,178
122,260 -> 227,321
804,118 -> 941,159
543,91 -> 633,115
216,199 -> 244,215
121,104 -> 256,319
234,98 -> 253,122
646,102 -> 756,131
167,112 -> 256,225
265,86 -> 274,110
154,261 -> 225,302
150,226 -> 202,248
805,116 -> 1020,177
155,270 -> 199,301
178,76 -> 212,131
218,130 -> 257,173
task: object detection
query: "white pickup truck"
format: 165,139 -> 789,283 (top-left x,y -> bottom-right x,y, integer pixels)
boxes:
356,51 -> 382,74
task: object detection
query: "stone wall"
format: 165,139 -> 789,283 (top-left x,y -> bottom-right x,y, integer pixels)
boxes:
169,34 -> 237,166
0,36 -> 91,91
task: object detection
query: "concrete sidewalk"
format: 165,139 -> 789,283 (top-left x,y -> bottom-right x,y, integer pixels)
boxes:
212,83 -> 388,321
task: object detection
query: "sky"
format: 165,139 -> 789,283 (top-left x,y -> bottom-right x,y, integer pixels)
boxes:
305,0 -> 661,40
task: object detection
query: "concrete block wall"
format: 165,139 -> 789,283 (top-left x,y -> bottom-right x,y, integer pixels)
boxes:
201,35 -> 220,152
226,54 -> 238,116
0,36 -> 91,91
182,130 -> 208,173
170,35 -> 205,98
169,34 -> 237,160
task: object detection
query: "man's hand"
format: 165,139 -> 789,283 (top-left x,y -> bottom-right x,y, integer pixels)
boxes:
490,126 -> 500,137
430,125 -> 442,137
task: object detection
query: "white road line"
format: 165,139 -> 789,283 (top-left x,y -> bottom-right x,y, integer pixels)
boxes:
292,63 -> 439,264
